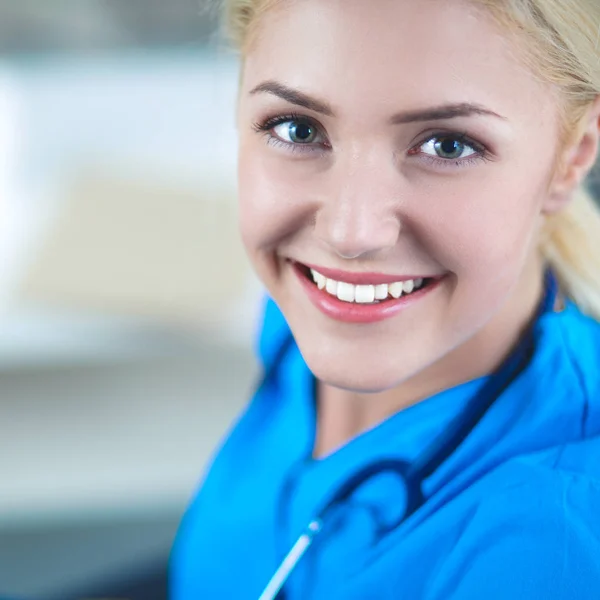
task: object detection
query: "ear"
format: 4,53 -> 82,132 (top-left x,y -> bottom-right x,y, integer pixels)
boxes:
544,95 -> 600,214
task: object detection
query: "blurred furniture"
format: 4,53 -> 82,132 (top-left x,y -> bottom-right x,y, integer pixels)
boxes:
0,317 -> 257,598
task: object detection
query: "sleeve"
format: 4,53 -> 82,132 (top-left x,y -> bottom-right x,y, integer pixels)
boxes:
426,472 -> 600,600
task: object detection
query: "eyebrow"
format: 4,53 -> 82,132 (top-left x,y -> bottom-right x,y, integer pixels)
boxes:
249,80 -> 507,123
250,80 -> 335,116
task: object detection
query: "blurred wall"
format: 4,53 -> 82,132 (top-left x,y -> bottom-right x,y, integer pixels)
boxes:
0,4 -> 262,599
0,1 -> 218,54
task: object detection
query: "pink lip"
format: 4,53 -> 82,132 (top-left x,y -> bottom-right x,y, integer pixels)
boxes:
292,262 -> 446,324
301,262 -> 436,285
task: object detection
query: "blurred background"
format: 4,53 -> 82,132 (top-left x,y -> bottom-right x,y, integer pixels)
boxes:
0,2 -> 262,599
1,3 -> 600,599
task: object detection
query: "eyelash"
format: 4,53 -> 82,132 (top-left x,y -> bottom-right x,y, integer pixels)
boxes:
252,113 -> 327,155
251,112 -> 491,168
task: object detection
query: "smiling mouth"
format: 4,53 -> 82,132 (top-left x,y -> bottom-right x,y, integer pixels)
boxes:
295,263 -> 437,305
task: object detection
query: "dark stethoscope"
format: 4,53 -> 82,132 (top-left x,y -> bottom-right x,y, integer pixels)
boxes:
257,270 -> 560,600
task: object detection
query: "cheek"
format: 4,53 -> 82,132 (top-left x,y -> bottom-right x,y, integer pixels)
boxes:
237,142 -> 318,253
412,171 -> 547,276
237,147 -> 280,253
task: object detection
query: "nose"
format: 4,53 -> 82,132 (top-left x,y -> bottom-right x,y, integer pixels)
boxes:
314,152 -> 402,260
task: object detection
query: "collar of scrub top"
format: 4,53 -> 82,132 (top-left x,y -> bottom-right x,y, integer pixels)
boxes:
257,268 -> 560,600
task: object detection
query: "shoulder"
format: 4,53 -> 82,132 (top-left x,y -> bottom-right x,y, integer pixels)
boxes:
423,304 -> 600,598
535,302 -> 600,438
551,302 -> 600,404
427,467 -> 600,599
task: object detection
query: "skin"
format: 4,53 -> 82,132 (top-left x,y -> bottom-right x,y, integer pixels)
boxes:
236,0 -> 600,456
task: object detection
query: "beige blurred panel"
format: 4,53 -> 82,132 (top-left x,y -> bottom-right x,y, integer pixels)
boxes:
19,174 -> 250,323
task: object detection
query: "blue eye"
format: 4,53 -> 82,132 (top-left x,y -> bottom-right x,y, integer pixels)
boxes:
273,120 -> 319,144
253,113 -> 328,150
423,136 -> 478,160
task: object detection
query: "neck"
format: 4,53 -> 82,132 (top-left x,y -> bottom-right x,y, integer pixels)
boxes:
313,257 -> 547,459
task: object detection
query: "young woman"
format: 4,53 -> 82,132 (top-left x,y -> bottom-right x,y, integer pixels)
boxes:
172,1 -> 600,597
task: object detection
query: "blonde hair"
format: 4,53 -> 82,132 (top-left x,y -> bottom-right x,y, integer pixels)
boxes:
222,0 -> 600,319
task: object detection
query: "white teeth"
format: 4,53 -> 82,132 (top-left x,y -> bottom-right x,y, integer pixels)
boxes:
403,280 -> 415,294
337,282 -> 356,303
355,285 -> 375,304
389,282 -> 404,299
308,268 -> 425,304
374,284 -> 388,300
311,269 -> 327,290
326,278 -> 338,295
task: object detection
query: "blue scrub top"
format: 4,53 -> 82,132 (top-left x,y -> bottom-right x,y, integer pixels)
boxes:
170,296 -> 600,599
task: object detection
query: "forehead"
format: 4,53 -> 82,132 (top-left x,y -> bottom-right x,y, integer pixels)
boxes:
242,0 -> 557,124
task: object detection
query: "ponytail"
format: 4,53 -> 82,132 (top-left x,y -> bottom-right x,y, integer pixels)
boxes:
540,183 -> 600,319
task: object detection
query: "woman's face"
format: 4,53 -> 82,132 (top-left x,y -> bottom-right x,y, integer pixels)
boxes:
237,0 -> 562,392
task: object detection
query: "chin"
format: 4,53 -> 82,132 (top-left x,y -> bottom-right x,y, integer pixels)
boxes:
300,344 -> 421,395
314,366 -> 408,395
